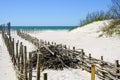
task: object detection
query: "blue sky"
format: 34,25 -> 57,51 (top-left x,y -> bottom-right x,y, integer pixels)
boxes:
0,0 -> 111,26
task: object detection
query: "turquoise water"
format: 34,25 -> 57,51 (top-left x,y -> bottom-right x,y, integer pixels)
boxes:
11,26 -> 76,30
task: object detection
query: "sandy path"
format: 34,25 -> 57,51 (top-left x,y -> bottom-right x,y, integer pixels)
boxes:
0,34 -> 17,80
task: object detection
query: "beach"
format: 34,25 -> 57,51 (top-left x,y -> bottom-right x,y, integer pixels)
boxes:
27,20 -> 120,63
0,20 -> 120,80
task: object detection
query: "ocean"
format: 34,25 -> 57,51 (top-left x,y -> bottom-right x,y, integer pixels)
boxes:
10,26 -> 76,30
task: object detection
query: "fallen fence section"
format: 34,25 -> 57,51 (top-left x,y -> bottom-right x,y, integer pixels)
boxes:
17,30 -> 120,80
2,28 -> 120,80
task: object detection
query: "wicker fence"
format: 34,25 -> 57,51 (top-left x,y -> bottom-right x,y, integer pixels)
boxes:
2,30 -> 48,80
17,30 -> 120,80
1,26 -> 120,80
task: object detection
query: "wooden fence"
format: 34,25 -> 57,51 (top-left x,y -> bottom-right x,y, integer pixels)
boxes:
17,30 -> 120,80
2,27 -> 120,80
2,30 -> 49,80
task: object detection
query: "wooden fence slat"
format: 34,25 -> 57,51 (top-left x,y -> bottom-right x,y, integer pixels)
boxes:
24,46 -> 28,80
37,53 -> 41,80
20,42 -> 24,73
89,53 -> 91,64
43,73 -> 47,80
81,49 -> 85,70
16,41 -> 19,66
101,56 -> 105,80
115,60 -> 120,80
16,30 -> 120,80
12,38 -> 16,66
18,42 -> 22,71
29,52 -> 32,80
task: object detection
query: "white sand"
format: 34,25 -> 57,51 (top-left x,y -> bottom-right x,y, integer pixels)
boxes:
11,31 -> 37,53
0,31 -> 37,80
0,34 -> 17,80
11,31 -> 100,80
24,20 -> 120,80
28,20 -> 120,63
32,69 -> 99,80
1,20 -> 120,80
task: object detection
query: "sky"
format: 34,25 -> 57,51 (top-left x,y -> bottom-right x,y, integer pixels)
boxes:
0,0 -> 111,26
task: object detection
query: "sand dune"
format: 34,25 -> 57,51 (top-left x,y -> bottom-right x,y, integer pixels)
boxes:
28,20 -> 120,63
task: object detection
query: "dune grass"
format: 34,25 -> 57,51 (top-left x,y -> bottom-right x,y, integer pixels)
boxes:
69,10 -> 113,31
99,19 -> 120,37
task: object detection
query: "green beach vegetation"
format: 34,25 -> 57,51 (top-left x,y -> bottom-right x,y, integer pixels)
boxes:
69,10 -> 113,31
70,0 -> 120,37
99,0 -> 120,37
99,19 -> 120,37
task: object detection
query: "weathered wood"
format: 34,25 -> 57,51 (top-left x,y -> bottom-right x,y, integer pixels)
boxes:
101,56 -> 103,61
54,42 -> 56,45
115,60 -> 120,80
48,41 -> 50,45
73,46 -> 75,51
17,30 -> 120,80
12,38 -> 16,66
51,42 -> 53,45
9,36 -> 12,56
89,54 -> 91,59
18,42 -> 22,71
24,46 -> 28,80
45,40 -> 47,44
20,42 -> 24,73
37,53 -> 41,80
11,38 -> 16,65
16,41 -> 19,66
29,53 -> 32,80
89,53 -> 91,64
7,22 -> 11,37
64,45 -> 67,49
81,49 -> 85,70
101,56 -> 105,80
43,73 -> 47,80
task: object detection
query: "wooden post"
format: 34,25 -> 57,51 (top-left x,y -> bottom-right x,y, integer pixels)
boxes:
9,36 -> 12,56
115,60 -> 119,80
7,22 -> 11,37
68,46 -> 70,57
38,43 -> 40,48
12,38 -> 16,66
20,42 -> 24,73
21,44 -> 24,74
43,73 -> 47,80
64,45 -> 67,49
52,42 -> 53,45
24,46 -> 28,80
16,41 -> 19,65
29,53 -> 32,80
54,42 -> 56,45
101,56 -> 103,61
44,40 -> 47,45
18,42 -> 22,71
89,53 -> 91,64
73,46 -> 75,58
73,46 -> 75,51
37,53 -> 41,80
81,49 -> 85,70
48,42 -> 50,45
101,56 -> 105,80
64,45 -> 67,56
91,64 -> 95,80
13,38 -> 16,65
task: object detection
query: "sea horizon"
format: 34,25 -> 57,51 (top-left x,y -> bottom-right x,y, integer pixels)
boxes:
10,26 -> 77,30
